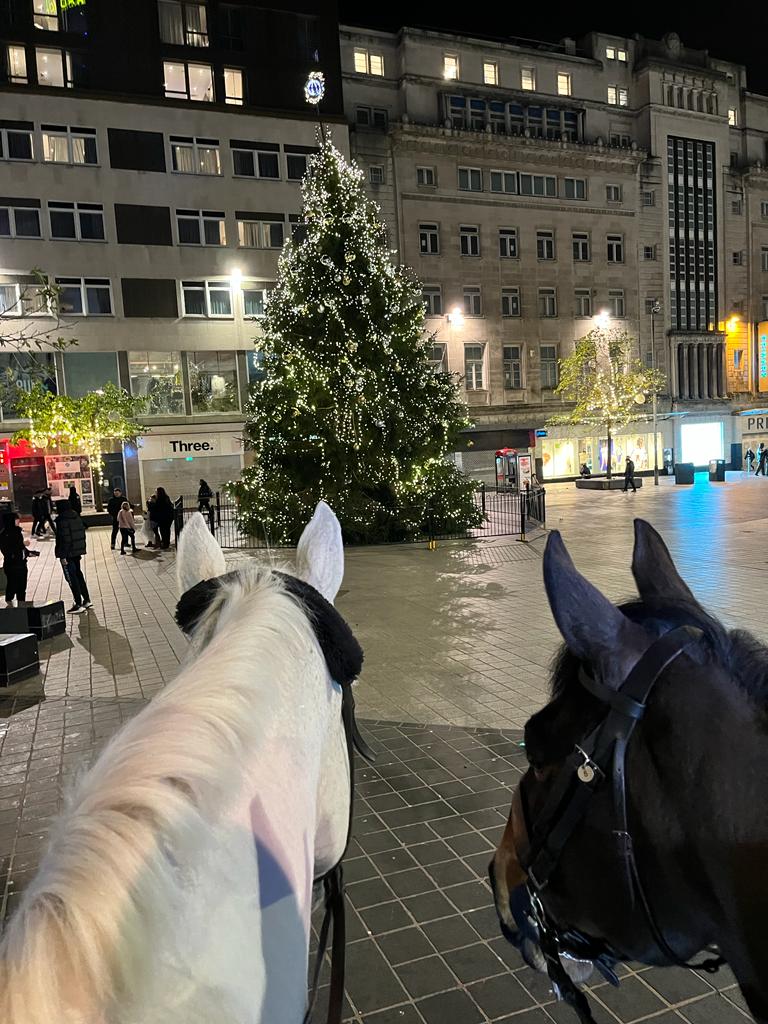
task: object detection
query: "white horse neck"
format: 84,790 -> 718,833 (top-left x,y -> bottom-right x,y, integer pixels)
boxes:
0,572 -> 343,1024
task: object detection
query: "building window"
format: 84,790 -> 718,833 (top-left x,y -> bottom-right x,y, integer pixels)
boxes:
761,201 -> 768,219
610,132 -> 632,148
163,60 -> 214,101
762,297 -> 768,320
762,247 -> 768,272
734,349 -> 744,370
606,234 -> 624,262
728,108 -> 738,127
129,352 -> 183,415
429,343 -> 447,373
0,203 -> 41,238
417,166 -> 436,186
237,216 -> 283,249
503,345 -> 522,388
464,344 -> 485,389
189,351 -> 239,412
617,49 -> 627,62
419,222 -> 439,254
539,288 -> 557,317
177,209 -> 226,246
286,151 -> 310,180
536,230 -> 555,260
55,277 -> 113,316
182,280 -> 233,318
642,190 -> 655,206
443,53 -> 459,80
563,177 -> 586,199
483,61 -> 498,85
354,105 -> 388,129
369,164 -> 385,185
33,0 -> 58,31
519,173 -> 556,197
219,3 -> 244,49
605,46 -> 616,59
7,45 -> 27,85
572,232 -> 590,261
158,1 -> 209,45
241,280 -> 272,317
609,289 -> 626,317
49,201 -> 105,241
490,169 -> 517,193
463,286 -> 482,317
36,47 -> 73,88
62,352 -> 119,398
42,125 -> 97,165
460,225 -> 480,256
643,245 -> 656,261
224,67 -> 243,105
458,166 -> 482,191
422,286 -> 442,316
232,144 -> 279,179
733,251 -> 744,265
731,200 -> 742,215
607,85 -> 628,107
499,228 -> 518,259
557,72 -> 571,96
521,66 -> 535,91
501,287 -> 520,317
170,136 -> 221,175
606,183 -> 622,203
574,289 -> 592,317
540,345 -> 558,387
0,125 -> 34,161
353,48 -> 384,76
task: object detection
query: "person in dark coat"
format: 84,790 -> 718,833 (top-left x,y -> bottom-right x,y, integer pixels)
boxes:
0,512 -> 32,607
197,479 -> 213,512
38,488 -> 56,536
755,443 -> 767,477
30,491 -> 43,537
106,487 -> 124,549
623,455 -> 637,493
745,447 -> 755,473
54,500 -> 92,613
68,485 -> 82,514
153,486 -> 175,550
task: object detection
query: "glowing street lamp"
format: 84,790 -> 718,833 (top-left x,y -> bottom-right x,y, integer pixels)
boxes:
447,306 -> 465,327
230,267 -> 243,291
594,310 -> 611,330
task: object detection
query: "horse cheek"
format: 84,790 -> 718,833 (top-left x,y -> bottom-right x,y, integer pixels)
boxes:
492,786 -> 528,929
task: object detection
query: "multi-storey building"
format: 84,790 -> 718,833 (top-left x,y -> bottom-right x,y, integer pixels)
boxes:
0,0 -> 346,509
341,25 -> 768,479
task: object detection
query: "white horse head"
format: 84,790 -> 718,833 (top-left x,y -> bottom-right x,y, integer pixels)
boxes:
0,503 -> 354,1024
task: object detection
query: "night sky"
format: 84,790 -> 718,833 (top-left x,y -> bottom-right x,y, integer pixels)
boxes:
338,3 -> 768,95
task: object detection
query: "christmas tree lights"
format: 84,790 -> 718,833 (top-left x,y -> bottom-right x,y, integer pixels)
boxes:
228,136 -> 482,543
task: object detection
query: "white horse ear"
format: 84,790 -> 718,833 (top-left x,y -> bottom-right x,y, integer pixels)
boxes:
176,512 -> 226,597
295,501 -> 344,604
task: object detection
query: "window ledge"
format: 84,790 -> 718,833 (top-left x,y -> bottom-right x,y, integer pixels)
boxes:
171,170 -> 223,178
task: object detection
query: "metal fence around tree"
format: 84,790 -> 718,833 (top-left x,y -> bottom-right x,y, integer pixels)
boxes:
174,483 -> 546,550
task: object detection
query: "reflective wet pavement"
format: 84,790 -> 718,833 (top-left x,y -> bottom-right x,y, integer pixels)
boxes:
0,472 -> 764,1021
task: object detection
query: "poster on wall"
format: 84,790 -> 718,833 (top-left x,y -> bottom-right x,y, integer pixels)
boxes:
44,455 -> 94,509
517,454 -> 533,488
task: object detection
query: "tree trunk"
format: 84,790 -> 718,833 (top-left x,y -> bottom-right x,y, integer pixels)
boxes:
606,422 -> 612,480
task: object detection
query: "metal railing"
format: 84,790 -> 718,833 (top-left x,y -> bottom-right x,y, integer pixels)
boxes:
174,483 -> 546,549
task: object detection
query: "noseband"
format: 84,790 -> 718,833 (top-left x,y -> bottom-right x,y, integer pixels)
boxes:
176,570 -> 374,1024
515,625 -> 724,1023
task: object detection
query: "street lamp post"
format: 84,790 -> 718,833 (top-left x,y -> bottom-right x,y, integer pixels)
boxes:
650,300 -> 662,486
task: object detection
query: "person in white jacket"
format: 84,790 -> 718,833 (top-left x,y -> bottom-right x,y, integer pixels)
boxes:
117,502 -> 137,555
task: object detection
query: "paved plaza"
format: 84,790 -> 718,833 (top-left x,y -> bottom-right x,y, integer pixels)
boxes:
1,472 -> 766,1022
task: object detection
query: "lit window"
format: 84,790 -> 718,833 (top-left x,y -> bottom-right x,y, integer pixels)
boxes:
557,72 -> 571,96
353,48 -> 384,76
728,107 -> 738,127
443,53 -> 459,80
36,47 -> 72,88
605,46 -> 616,60
464,344 -> 485,389
7,46 -> 27,85
617,49 -> 627,62
55,277 -> 113,316
129,353 -> 184,415
182,281 -> 233,319
608,85 -> 629,107
483,61 -> 498,85
177,209 -> 226,246
521,67 -> 535,91
236,216 -> 284,249
33,0 -> 57,32
163,60 -> 214,102
42,125 -> 98,165
353,49 -> 367,74
49,202 -> 105,241
171,136 -> 221,175
158,1 -> 209,46
224,68 -> 244,105
369,53 -> 384,76
189,351 -> 239,412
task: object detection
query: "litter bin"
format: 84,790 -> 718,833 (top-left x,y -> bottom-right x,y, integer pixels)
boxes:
675,462 -> 695,485
708,459 -> 726,482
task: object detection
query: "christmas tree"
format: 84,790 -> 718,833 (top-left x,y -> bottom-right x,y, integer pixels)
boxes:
228,137 -> 482,544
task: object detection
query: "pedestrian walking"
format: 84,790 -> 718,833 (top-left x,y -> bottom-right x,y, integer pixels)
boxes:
197,478 -> 213,513
107,487 -> 125,549
68,485 -> 82,514
54,499 -> 92,614
30,491 -> 43,537
755,443 -> 767,476
38,488 -> 57,536
0,512 -> 34,607
144,491 -> 160,547
153,486 -> 175,550
623,455 -> 637,493
117,501 -> 137,554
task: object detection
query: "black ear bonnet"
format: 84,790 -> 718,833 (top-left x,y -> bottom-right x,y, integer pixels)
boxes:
175,569 -> 363,688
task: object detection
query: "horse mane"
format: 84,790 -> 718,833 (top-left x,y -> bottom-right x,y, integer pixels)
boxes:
0,568 -> 320,1024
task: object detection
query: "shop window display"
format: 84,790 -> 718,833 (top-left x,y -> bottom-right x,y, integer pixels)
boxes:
189,351 -> 239,413
129,351 -> 184,416
544,432 -> 661,478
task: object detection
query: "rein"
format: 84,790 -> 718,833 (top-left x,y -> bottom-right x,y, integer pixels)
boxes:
175,570 -> 374,1024
521,625 -> 724,1023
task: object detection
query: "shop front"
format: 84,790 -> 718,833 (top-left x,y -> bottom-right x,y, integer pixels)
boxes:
0,439 -> 125,513
137,424 -> 245,503
540,427 -> 665,481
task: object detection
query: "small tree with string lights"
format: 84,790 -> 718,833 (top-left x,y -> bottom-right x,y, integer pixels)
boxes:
228,137 -> 481,543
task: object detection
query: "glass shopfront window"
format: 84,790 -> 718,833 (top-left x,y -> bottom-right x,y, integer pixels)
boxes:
62,351 -> 119,398
0,352 -> 56,419
129,351 -> 184,416
189,350 -> 239,413
541,439 -> 575,479
544,432 -> 662,478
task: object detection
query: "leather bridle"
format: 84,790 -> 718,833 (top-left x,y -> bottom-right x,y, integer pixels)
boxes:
503,625 -> 724,1024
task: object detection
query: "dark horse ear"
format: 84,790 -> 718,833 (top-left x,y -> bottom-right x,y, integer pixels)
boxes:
543,531 -> 650,687
631,519 -> 697,606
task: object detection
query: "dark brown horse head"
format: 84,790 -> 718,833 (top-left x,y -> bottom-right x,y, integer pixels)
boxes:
490,519 -> 768,1018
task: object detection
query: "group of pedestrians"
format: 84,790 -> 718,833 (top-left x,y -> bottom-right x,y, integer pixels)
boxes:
746,443 -> 768,475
